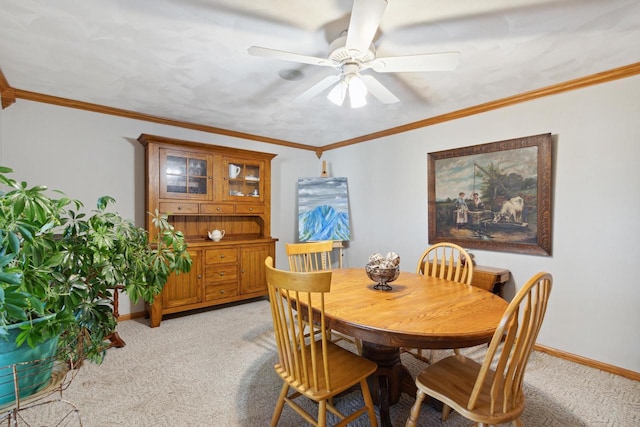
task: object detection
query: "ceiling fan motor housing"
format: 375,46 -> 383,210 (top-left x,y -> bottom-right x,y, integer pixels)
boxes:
328,34 -> 376,65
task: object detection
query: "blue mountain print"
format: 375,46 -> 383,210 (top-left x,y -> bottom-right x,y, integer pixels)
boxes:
299,205 -> 350,241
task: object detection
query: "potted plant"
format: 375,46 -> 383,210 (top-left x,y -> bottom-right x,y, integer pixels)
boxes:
0,166 -> 191,403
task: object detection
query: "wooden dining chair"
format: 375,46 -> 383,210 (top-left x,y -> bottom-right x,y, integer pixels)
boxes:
405,272 -> 553,427
286,240 -> 334,272
404,242 -> 475,365
416,242 -> 474,285
286,241 -> 362,355
264,257 -> 378,427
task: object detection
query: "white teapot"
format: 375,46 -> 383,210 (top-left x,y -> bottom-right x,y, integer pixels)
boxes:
208,229 -> 225,242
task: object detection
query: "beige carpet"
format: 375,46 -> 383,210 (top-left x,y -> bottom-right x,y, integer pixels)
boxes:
10,299 -> 640,426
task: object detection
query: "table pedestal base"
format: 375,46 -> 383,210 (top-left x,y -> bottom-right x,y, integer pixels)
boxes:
362,342 -> 417,427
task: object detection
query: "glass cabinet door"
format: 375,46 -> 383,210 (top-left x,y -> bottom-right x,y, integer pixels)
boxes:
223,158 -> 264,201
160,149 -> 213,200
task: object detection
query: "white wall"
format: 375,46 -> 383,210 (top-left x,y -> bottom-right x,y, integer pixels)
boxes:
0,101 -> 313,316
1,74 -> 639,372
322,75 -> 640,372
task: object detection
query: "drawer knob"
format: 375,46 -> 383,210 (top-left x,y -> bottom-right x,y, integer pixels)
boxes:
216,207 -> 221,211
220,290 -> 225,294
197,274 -> 202,279
249,207 -> 253,211
220,272 -> 225,276
178,206 -> 183,210
220,254 -> 225,258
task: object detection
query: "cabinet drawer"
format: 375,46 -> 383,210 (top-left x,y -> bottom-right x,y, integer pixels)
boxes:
204,265 -> 238,284
200,203 -> 235,214
159,202 -> 199,214
235,204 -> 265,214
204,283 -> 238,301
205,248 -> 238,265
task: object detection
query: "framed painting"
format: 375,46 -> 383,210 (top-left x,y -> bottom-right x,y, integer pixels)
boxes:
428,133 -> 552,256
297,177 -> 350,241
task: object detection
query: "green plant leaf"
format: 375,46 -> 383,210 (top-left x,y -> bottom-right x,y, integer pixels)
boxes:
7,231 -> 20,254
4,303 -> 28,320
0,270 -> 23,285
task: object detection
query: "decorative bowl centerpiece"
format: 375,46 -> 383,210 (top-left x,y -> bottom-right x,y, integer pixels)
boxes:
365,252 -> 400,291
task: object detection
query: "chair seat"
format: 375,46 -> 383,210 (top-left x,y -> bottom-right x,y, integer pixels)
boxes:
275,341 -> 377,401
415,354 -> 525,425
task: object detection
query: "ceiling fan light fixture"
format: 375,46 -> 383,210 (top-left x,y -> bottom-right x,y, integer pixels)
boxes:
348,75 -> 367,108
327,75 -> 367,108
327,80 -> 347,106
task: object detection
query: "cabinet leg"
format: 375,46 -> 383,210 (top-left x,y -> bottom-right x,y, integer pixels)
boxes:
106,331 -> 126,348
149,300 -> 163,328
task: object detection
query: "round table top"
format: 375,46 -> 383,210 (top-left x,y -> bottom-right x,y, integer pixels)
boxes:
321,268 -> 509,349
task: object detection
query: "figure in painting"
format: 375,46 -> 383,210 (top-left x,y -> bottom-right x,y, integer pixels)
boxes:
454,192 -> 469,228
471,192 -> 485,210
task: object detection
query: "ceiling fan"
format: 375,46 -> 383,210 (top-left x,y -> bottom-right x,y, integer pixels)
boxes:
248,0 -> 460,108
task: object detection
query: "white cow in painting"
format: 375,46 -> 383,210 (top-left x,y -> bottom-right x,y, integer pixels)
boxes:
493,196 -> 524,223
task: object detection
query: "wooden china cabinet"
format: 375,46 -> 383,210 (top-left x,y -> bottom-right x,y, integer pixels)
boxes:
138,134 -> 277,327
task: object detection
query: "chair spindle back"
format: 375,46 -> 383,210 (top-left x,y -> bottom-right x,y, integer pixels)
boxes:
416,242 -> 474,285
469,272 -> 552,415
286,240 -> 334,272
265,256 -> 334,393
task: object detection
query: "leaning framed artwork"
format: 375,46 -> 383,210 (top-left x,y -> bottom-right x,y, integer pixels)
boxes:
297,177 -> 351,242
428,133 -> 552,256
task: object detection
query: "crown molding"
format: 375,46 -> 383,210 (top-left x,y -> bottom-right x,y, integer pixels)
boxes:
319,62 -> 640,154
2,62 -> 639,155
0,68 -> 16,109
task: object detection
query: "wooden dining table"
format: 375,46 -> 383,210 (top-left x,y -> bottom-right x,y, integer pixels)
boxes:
317,268 -> 508,427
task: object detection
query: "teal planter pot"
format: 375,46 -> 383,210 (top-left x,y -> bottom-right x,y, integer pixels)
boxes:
0,316 -> 59,406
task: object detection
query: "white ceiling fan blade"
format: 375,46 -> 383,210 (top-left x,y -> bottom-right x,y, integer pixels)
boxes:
294,75 -> 341,103
345,0 -> 388,56
248,46 -> 336,67
370,52 -> 460,73
360,75 -> 399,104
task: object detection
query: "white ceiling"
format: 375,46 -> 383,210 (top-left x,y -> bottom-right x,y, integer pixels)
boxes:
1,0 -> 639,148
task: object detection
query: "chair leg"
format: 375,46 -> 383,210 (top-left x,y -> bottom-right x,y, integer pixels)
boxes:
423,348 -> 440,364
405,389 -> 427,427
427,349 -> 433,364
330,331 -> 362,356
318,399 -> 327,427
270,382 -> 288,427
402,347 -> 433,364
512,418 -> 524,427
360,378 -> 378,427
442,403 -> 453,420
